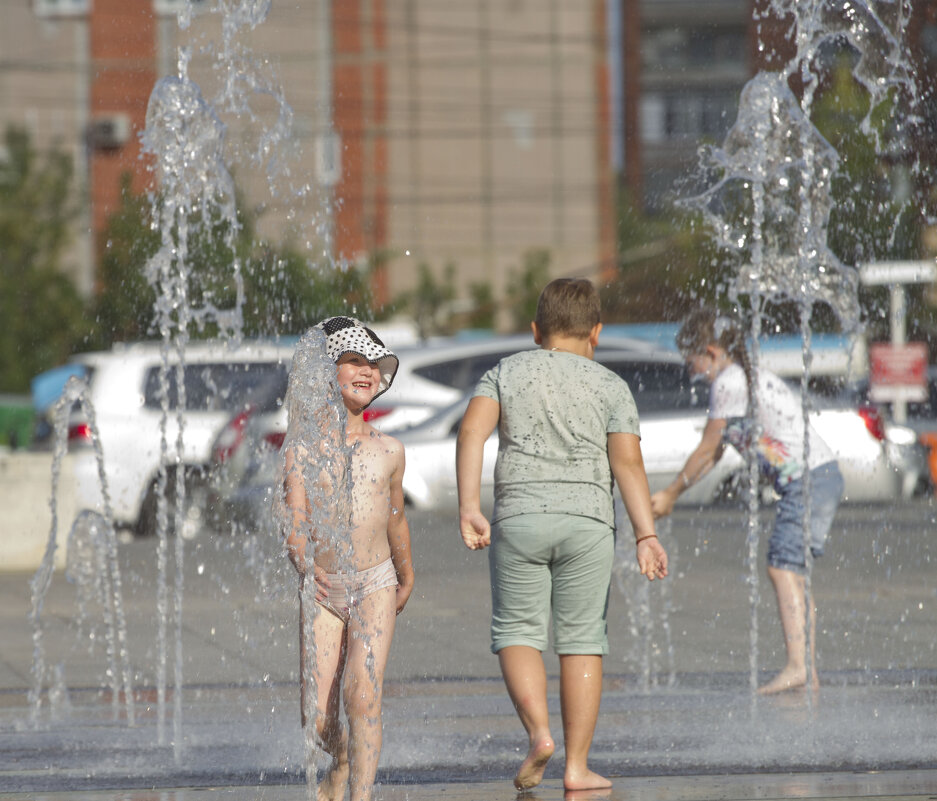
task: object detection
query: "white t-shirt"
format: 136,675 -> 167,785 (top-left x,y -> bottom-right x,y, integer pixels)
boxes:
709,363 -> 835,487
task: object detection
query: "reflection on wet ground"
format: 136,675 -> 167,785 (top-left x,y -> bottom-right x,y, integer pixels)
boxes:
1,504 -> 935,798
2,769 -> 937,801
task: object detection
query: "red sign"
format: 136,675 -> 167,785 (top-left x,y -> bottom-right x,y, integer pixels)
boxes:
869,342 -> 929,402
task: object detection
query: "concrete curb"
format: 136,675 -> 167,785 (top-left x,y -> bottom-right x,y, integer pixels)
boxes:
0,452 -> 76,571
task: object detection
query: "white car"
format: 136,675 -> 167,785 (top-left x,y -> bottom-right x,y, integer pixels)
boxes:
206,335 -> 674,532
213,345 -> 924,530
388,332 -> 658,406
234,331 -> 666,439
66,340 -> 294,536
399,347 -> 743,510
398,354 -> 924,511
204,334 -> 663,520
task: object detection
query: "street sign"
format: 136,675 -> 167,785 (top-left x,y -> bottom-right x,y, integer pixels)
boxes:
868,342 -> 929,403
859,260 -> 937,286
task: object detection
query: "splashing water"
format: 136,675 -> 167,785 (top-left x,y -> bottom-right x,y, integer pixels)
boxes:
691,0 -> 919,330
684,0 -> 921,694
28,0 -> 341,771
142,51 -> 239,752
693,71 -> 858,326
137,0 -> 309,752
614,508 -> 677,690
29,377 -> 134,728
274,328 -> 358,797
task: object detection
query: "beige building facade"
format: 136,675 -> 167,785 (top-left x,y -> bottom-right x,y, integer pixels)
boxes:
382,1 -> 615,316
3,1 -> 614,327
1,1 -> 93,294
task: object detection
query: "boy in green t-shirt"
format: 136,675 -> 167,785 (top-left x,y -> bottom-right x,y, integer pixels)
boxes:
456,278 -> 668,792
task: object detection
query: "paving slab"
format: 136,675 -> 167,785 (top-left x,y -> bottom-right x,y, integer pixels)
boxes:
1,504 -> 936,798
2,769 -> 937,801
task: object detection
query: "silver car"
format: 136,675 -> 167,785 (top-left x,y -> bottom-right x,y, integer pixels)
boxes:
399,357 -> 924,512
398,348 -> 732,512
205,334 -> 665,531
212,344 -> 925,532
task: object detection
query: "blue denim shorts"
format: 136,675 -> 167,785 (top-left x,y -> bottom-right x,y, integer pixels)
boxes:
769,461 -> 844,574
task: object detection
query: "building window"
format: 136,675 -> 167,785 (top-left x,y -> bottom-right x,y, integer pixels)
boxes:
33,0 -> 89,17
643,27 -> 747,72
641,91 -> 737,143
153,0 -> 207,16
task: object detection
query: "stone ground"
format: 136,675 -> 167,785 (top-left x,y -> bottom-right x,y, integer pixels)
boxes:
1,503 -> 936,800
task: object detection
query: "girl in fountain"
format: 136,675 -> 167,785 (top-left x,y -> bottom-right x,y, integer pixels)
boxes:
650,308 -> 843,695
282,317 -> 415,801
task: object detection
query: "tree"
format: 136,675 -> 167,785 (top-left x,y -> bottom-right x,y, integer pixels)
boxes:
603,187 -> 721,324
85,175 -> 159,348
466,281 -> 496,330
87,178 -> 377,348
0,126 -> 86,392
811,53 -> 935,345
506,248 -> 551,331
398,262 -> 456,339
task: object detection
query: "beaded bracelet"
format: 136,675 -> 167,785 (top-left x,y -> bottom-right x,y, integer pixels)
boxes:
635,534 -> 658,544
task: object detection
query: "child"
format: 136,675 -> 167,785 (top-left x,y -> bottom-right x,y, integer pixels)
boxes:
650,308 -> 843,694
282,316 -> 415,801
456,278 -> 668,792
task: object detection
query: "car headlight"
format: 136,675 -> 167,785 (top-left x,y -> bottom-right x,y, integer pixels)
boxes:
886,426 -> 918,447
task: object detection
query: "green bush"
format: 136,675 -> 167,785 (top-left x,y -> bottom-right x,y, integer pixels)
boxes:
0,399 -> 34,448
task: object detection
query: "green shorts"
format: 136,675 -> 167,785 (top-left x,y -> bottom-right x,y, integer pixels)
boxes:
489,513 -> 614,655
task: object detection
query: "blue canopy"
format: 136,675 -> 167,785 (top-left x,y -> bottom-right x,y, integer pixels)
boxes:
30,364 -> 86,413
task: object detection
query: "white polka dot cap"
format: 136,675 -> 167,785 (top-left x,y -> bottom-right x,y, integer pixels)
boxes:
315,316 -> 399,404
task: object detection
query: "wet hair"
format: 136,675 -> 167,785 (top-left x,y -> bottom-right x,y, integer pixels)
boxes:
676,308 -> 753,386
535,278 -> 601,338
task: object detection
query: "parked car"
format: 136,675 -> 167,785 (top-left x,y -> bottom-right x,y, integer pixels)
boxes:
66,340 -> 295,537
255,331 -> 663,438
399,360 -> 925,511
204,333 -> 664,531
779,375 -> 930,496
211,337 -> 925,532
795,378 -> 930,499
213,346 -> 740,526
836,368 -> 937,493
389,334 -> 558,415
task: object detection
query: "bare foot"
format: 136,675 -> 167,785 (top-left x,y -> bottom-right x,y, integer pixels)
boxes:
757,666 -> 818,695
564,768 -> 612,792
317,755 -> 349,801
513,735 -> 555,790
565,789 -> 612,801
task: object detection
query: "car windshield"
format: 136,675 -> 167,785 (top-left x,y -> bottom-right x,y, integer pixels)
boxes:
596,356 -> 703,413
143,362 -> 290,412
411,354 -> 704,439
242,371 -> 290,414
412,348 -> 530,391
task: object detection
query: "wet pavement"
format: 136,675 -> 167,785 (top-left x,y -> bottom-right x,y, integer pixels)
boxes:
2,503 -> 937,800
2,769 -> 937,801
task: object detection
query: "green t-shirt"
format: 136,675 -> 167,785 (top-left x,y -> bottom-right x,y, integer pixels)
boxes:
473,348 -> 640,527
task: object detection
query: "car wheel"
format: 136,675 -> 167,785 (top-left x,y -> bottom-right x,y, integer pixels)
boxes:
715,472 -> 746,505
137,467 -> 207,539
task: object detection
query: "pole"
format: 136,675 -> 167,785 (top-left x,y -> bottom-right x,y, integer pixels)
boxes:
890,283 -> 908,422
